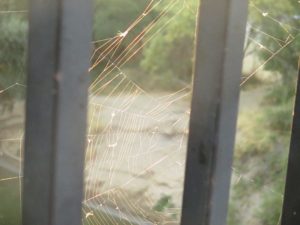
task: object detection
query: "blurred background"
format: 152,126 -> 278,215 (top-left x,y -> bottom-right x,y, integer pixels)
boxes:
0,0 -> 299,224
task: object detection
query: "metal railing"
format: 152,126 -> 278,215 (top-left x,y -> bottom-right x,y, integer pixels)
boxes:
21,0 -> 300,225
23,0 -> 91,225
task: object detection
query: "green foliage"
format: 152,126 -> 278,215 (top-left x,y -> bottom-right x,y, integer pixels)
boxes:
256,191 -> 283,225
92,0 -> 155,62
263,81 -> 296,105
0,171 -> 21,225
0,16 -> 27,78
231,85 -> 292,224
153,195 -> 174,212
263,101 -> 293,132
249,0 -> 300,82
93,0 -> 151,40
231,2 -> 299,223
141,0 -> 199,84
0,1 -> 298,225
123,67 -> 190,92
235,110 -> 276,158
244,83 -> 294,139
229,145 -> 288,225
254,149 -> 287,225
91,0 -> 157,83
227,198 -> 242,225
0,1 -> 27,98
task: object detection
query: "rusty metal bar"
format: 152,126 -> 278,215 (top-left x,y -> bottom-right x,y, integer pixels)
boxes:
180,1 -> 248,225
22,0 -> 92,224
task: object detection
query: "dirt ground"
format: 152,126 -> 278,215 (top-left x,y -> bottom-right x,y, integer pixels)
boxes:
83,88 -> 265,221
0,87 -> 265,224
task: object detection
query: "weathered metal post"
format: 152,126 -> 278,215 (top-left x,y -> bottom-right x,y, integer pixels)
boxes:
181,1 -> 248,225
22,0 -> 92,225
281,58 -> 300,225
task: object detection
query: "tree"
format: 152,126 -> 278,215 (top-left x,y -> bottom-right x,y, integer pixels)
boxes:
93,0 -> 151,40
248,0 -> 300,102
233,2 -> 300,225
0,0 -> 27,98
140,0 -> 199,85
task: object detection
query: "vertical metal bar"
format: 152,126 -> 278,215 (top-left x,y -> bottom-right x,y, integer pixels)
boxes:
23,0 -> 92,225
23,1 -> 59,224
281,58 -> 300,225
180,1 -> 248,225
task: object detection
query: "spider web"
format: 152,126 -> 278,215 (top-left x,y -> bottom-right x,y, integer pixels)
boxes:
84,1 -> 191,224
0,0 -> 299,224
